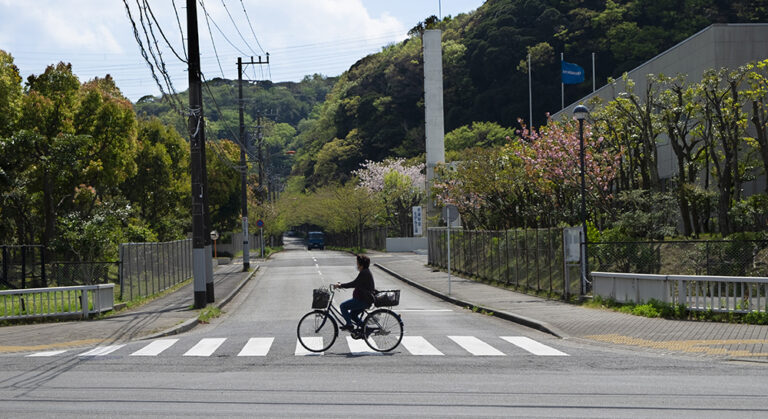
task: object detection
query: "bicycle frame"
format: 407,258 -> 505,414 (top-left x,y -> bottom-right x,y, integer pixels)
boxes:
316,287 -> 370,332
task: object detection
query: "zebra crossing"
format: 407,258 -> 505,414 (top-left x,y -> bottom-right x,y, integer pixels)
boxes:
23,335 -> 569,358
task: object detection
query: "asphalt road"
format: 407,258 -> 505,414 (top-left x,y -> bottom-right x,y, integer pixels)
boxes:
1,238 -> 767,418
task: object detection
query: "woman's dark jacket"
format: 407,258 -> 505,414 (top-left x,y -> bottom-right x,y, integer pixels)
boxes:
339,268 -> 376,305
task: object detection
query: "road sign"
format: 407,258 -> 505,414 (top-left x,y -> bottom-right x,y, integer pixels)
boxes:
256,219 -> 264,228
210,230 -> 220,241
441,205 -> 459,223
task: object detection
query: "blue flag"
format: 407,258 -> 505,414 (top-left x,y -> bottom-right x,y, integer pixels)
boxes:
561,61 -> 585,84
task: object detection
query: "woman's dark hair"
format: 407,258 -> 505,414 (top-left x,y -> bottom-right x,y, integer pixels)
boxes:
356,254 -> 370,269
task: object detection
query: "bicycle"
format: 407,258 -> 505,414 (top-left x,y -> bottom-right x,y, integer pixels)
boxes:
296,286 -> 404,353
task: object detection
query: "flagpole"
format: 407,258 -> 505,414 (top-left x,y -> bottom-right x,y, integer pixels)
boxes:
528,53 -> 532,127
592,52 -> 596,92
561,52 -> 565,110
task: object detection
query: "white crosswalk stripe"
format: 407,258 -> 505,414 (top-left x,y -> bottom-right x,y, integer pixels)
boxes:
79,345 -> 126,357
130,339 -> 178,357
23,335 -> 568,358
401,336 -> 444,355
501,336 -> 569,356
295,338 -> 323,356
448,336 -> 505,356
346,336 -> 380,355
183,338 -> 226,357
238,338 -> 274,356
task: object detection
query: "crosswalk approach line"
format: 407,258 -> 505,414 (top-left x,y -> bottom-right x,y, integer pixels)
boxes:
238,337 -> 274,356
401,336 -> 444,355
448,336 -> 505,356
130,339 -> 179,356
183,338 -> 226,357
27,350 -> 68,357
501,336 -> 569,356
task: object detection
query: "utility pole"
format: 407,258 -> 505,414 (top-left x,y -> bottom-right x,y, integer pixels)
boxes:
187,0 -> 207,308
237,56 -> 269,269
237,57 -> 250,271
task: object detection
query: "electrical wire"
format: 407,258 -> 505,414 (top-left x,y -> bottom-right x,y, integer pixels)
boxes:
171,0 -> 188,60
239,0 -> 266,55
143,0 -> 187,63
121,0 -> 184,114
221,0 -> 260,58
198,0 -> 249,57
199,0 -> 227,78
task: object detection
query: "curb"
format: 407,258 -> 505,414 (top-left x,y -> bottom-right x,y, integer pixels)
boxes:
141,265 -> 261,340
374,263 -> 567,339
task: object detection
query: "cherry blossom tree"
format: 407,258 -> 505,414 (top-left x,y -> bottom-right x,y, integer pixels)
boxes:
354,158 -> 425,236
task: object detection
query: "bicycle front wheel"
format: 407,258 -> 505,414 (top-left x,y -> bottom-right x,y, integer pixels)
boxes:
297,310 -> 338,352
363,309 -> 404,352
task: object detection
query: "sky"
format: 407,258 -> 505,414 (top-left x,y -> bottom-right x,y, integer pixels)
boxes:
0,0 -> 486,102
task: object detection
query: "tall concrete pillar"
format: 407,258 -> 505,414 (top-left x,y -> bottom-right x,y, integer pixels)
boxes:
423,29 -> 445,228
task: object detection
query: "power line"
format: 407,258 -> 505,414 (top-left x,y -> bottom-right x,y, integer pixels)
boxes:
239,0 -> 266,55
220,0 -> 260,58
122,0 -> 184,114
142,0 -> 187,63
197,0 -> 249,57
199,0 -> 226,78
171,0 -> 189,60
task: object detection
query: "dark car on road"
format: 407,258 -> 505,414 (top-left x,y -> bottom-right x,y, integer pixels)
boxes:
307,231 -> 325,250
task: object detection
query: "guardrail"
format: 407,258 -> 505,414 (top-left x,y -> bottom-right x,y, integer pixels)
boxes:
592,271 -> 768,313
0,284 -> 114,321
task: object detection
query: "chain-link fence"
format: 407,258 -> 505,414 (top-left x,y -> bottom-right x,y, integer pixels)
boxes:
589,240 -> 768,276
48,262 -> 119,287
0,245 -> 46,289
118,239 -> 192,302
326,228 -> 388,251
427,228 -> 578,298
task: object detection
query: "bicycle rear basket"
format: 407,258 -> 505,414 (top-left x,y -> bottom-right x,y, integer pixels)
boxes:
374,290 -> 400,307
312,288 -> 330,309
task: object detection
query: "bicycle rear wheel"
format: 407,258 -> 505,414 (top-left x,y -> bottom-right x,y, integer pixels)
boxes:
363,309 -> 404,352
297,310 -> 338,352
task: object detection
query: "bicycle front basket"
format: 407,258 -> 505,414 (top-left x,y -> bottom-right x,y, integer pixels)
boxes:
312,288 -> 330,309
374,290 -> 400,307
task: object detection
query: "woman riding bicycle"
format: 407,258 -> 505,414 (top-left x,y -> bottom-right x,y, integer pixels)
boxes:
332,254 -> 375,331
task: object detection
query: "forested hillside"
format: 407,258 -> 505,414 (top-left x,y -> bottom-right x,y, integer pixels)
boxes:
290,0 -> 768,188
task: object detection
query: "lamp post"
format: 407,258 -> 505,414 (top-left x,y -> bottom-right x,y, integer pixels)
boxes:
573,104 -> 590,295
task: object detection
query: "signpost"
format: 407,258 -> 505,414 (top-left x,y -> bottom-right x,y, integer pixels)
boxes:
412,206 -> 423,236
210,230 -> 219,259
256,219 -> 265,258
441,205 -> 458,295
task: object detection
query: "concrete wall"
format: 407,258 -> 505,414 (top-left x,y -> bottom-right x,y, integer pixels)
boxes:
387,237 -> 428,253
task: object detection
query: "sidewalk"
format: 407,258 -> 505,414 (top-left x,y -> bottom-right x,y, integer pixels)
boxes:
372,252 -> 768,361
0,259 -> 258,354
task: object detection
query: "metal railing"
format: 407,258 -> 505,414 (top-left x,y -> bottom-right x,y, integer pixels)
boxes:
0,245 -> 46,289
0,284 -> 114,320
592,271 -> 768,314
118,239 -> 192,302
589,240 -> 768,276
428,227 -> 578,298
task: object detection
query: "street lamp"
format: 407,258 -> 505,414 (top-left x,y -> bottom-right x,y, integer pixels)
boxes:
573,104 -> 590,295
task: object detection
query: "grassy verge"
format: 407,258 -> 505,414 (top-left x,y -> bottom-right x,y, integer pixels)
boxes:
235,246 -> 284,259
583,296 -> 768,325
327,246 -> 367,254
197,306 -> 222,323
